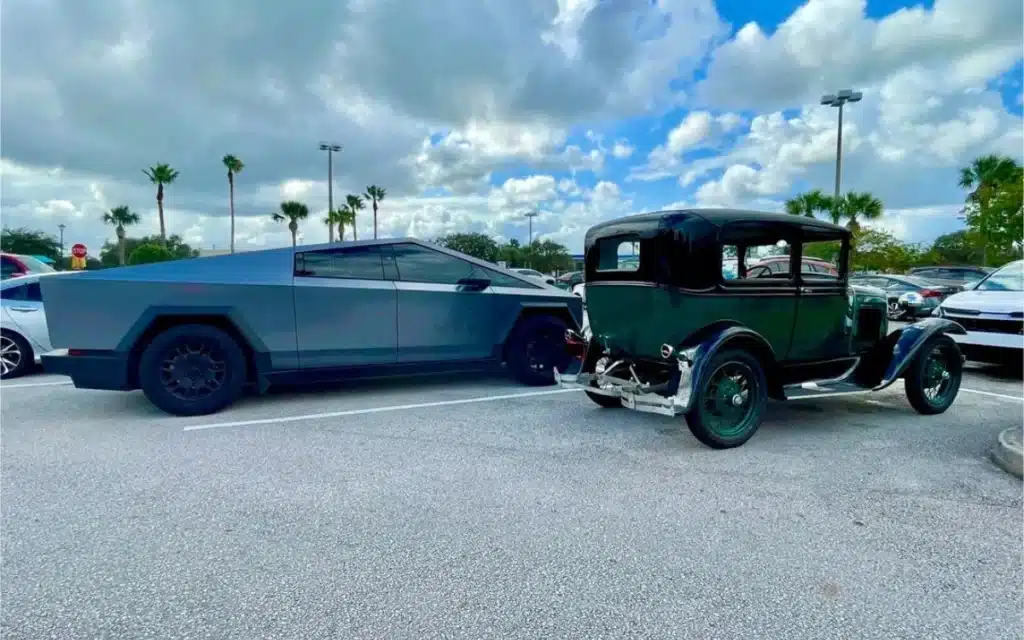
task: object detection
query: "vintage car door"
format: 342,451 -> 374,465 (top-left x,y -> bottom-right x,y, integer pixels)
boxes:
293,245 -> 399,369
789,248 -> 850,361
387,242 -> 504,363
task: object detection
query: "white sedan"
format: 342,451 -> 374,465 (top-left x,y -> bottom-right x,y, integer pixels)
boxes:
1,272 -> 57,378
935,259 -> 1023,365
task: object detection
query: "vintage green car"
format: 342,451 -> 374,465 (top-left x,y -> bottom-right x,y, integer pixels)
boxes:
556,209 -> 967,449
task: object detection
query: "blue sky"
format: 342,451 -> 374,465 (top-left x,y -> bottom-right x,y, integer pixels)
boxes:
1,0 -> 1021,254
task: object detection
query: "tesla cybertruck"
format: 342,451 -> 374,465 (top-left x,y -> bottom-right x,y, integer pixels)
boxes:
41,238 -> 583,416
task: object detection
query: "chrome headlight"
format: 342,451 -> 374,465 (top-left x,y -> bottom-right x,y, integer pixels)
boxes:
899,291 -> 923,307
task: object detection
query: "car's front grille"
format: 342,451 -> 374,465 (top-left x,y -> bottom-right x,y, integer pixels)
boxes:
946,315 -> 1024,334
856,307 -> 884,342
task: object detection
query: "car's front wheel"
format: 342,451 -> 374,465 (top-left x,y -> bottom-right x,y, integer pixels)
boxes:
506,315 -> 573,386
904,334 -> 962,415
138,324 -> 248,416
684,348 -> 768,449
0,330 -> 33,379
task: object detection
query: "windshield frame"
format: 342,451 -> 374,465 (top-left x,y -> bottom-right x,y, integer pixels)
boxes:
974,261 -> 1024,292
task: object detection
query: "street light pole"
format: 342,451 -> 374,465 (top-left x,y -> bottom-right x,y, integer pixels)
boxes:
319,142 -> 342,242
57,224 -> 66,259
524,211 -> 539,268
820,89 -> 862,201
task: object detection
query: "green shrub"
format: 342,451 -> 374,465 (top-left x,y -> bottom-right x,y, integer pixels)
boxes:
128,243 -> 175,265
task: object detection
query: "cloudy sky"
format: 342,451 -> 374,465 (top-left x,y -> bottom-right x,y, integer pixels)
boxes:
1,0 -> 1021,256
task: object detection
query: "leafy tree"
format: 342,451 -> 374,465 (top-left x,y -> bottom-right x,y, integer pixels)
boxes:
223,154 -> 244,254
365,185 -> 386,240
498,239 -> 522,266
923,230 -> 985,266
99,234 -> 198,267
345,194 -> 365,240
128,243 -> 175,265
434,232 -> 500,262
0,227 -> 62,261
784,190 -> 831,218
143,163 -> 180,244
521,239 -> 573,273
101,205 -> 142,266
272,200 -> 310,248
849,227 -> 923,273
958,155 -> 1022,265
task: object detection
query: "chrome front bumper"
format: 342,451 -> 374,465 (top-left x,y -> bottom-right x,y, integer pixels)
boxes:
554,357 -> 694,418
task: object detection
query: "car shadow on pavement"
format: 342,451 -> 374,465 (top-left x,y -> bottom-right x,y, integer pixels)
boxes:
965,362 -> 1023,381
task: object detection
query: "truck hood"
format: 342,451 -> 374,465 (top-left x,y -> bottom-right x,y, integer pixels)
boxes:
941,290 -> 1024,314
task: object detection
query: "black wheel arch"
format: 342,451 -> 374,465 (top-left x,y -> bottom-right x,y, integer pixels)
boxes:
500,304 -> 580,361
121,308 -> 269,389
679,322 -> 784,401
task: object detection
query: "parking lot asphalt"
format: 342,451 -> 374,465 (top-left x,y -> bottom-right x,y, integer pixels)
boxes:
2,366 -> 1022,639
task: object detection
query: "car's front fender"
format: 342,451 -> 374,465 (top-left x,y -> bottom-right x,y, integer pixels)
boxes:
873,317 -> 966,390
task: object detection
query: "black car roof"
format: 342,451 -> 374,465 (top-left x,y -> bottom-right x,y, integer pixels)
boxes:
585,208 -> 848,246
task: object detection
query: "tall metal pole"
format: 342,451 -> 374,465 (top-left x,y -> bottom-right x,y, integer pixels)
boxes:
57,224 -> 66,259
319,143 -> 342,242
524,211 -> 538,268
834,102 -> 844,202
820,89 -> 861,202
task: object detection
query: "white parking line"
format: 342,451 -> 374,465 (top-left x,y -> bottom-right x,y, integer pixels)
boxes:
183,387 -> 582,432
0,380 -> 73,389
961,387 -> 1024,402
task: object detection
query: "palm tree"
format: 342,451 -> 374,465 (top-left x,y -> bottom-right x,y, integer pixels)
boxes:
365,185 -> 386,239
345,194 -> 365,241
223,154 -> 244,254
784,189 -> 831,219
142,163 -> 180,245
323,209 -> 343,243
101,205 -> 141,266
833,191 -> 884,231
335,206 -> 356,241
272,200 -> 310,248
959,155 -> 1022,265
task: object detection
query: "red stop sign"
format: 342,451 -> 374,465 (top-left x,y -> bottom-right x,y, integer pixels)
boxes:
71,243 -> 87,258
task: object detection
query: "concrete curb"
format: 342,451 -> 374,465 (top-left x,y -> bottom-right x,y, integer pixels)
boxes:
991,427 -> 1023,479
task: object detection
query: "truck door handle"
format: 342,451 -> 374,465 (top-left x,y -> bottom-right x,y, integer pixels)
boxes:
9,306 -> 36,312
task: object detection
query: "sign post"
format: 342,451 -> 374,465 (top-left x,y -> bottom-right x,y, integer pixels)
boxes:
70,244 -> 88,270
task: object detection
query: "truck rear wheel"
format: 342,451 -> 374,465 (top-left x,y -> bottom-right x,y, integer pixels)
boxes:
138,323 -> 247,416
506,315 -> 572,386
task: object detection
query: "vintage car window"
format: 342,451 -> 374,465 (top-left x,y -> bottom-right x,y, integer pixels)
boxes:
296,246 -> 385,280
799,239 -> 841,280
594,237 -> 639,272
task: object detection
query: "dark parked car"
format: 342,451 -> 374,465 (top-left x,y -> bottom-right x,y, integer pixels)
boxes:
554,271 -> 584,290
557,208 -> 966,449
41,238 -> 583,416
850,274 -> 959,319
908,265 -> 993,290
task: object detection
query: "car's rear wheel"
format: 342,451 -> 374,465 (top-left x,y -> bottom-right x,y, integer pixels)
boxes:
506,315 -> 573,386
138,324 -> 247,416
685,348 -> 768,449
904,334 -> 962,415
0,331 -> 33,379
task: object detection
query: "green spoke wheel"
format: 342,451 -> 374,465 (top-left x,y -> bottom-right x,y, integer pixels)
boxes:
686,348 -> 768,449
905,334 -> 963,415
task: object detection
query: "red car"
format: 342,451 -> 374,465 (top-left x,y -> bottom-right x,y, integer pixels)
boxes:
748,255 -> 838,277
1,253 -> 57,280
